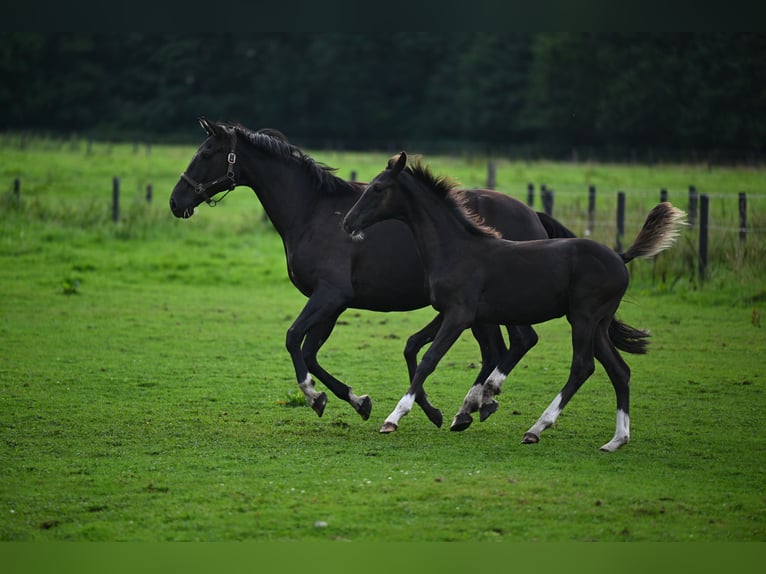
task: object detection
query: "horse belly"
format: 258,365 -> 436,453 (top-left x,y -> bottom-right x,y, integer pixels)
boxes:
476,289 -> 567,326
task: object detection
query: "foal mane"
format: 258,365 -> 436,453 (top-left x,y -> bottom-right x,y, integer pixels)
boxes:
404,160 -> 501,239
220,122 -> 359,196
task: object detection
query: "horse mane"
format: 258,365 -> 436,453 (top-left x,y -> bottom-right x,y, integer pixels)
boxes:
220,122 -> 359,196
404,159 -> 501,239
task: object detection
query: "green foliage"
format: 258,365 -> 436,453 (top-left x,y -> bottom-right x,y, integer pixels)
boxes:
0,141 -> 764,542
1,33 -> 765,160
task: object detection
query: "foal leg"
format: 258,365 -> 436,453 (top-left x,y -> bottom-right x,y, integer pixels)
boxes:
381,315 -> 469,433
303,319 -> 372,420
522,320 -> 595,444
451,325 -> 537,431
593,326 -> 631,452
403,314 -> 448,422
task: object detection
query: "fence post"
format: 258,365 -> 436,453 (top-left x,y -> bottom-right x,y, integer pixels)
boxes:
146,183 -> 153,203
616,191 -> 626,251
350,170 -> 357,182
542,188 -> 554,216
739,192 -> 747,243
688,185 -> 698,229
660,188 -> 668,203
112,177 -> 120,222
486,161 -> 496,190
526,183 -> 534,207
698,194 -> 709,283
587,185 -> 596,236
13,178 -> 20,201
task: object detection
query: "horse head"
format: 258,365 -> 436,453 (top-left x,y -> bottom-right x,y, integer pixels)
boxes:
169,117 -> 239,218
342,152 -> 408,241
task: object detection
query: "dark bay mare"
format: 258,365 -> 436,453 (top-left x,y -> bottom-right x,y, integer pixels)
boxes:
343,152 -> 686,451
169,118 -> 575,429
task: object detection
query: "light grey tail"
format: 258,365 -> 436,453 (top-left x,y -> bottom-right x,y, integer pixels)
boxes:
621,202 -> 686,264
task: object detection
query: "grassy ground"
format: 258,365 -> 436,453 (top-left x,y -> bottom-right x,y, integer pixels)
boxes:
0,137 -> 764,542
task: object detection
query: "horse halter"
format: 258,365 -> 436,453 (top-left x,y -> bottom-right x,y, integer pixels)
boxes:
180,130 -> 238,207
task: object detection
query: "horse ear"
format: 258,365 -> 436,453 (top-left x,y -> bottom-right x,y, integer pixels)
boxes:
198,117 -> 218,136
388,151 -> 407,175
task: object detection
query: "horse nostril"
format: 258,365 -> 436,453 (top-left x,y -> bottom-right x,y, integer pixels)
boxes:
169,197 -> 177,211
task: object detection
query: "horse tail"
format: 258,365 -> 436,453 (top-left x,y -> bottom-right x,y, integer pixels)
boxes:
621,202 -> 686,264
536,211 -> 577,238
609,318 -> 650,354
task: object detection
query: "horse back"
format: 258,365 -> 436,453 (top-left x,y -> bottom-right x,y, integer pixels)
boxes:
463,189 -> 549,241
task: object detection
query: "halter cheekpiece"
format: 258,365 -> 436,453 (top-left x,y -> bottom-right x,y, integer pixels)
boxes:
180,129 -> 238,207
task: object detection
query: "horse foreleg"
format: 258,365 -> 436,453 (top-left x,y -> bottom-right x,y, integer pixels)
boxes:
451,325 -> 538,431
404,314 -> 447,424
286,289 -> 349,418
303,321 -> 372,420
381,315 -> 468,433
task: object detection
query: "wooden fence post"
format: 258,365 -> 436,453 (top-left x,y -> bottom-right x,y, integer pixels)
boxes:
616,191 -> 626,251
541,188 -> 554,216
146,183 -> 153,203
739,192 -> 747,242
13,178 -> 20,201
350,171 -> 357,182
526,183 -> 534,208
660,188 -> 668,203
587,185 -> 596,236
688,185 -> 698,229
698,194 -> 709,284
112,177 -> 120,222
486,161 -> 496,190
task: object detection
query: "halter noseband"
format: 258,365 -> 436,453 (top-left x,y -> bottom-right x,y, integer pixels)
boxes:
180,130 -> 238,207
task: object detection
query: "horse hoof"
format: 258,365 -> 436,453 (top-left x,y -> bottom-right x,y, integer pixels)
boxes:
450,413 -> 473,432
380,422 -> 398,433
521,432 -> 540,444
356,395 -> 372,420
479,400 -> 499,422
427,409 -> 443,428
311,392 -> 328,418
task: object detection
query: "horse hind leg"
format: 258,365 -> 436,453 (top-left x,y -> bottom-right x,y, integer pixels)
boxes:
594,327 -> 631,452
522,321 -> 595,444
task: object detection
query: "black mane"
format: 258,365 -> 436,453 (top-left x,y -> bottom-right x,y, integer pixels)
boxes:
404,160 -> 500,239
221,122 -> 360,196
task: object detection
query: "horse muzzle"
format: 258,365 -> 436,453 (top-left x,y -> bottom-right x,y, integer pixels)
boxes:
169,196 -> 195,219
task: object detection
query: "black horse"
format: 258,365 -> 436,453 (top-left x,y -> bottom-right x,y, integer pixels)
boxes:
170,118 -> 575,429
343,152 -> 685,451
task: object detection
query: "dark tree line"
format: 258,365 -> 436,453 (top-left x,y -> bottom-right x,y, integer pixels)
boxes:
1,32 -> 764,160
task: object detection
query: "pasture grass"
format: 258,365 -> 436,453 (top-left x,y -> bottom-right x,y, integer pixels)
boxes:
0,136 -> 765,543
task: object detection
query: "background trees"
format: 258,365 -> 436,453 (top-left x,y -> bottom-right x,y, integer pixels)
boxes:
1,32 -> 763,161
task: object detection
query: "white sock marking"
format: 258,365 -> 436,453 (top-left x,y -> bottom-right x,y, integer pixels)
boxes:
385,393 -> 416,425
298,375 -> 321,405
526,392 -> 563,437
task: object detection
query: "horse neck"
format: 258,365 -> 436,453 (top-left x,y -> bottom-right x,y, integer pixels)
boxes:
400,183 -> 471,275
235,143 -> 318,238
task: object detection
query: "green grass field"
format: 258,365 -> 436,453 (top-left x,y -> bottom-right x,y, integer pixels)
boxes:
0,136 -> 764,542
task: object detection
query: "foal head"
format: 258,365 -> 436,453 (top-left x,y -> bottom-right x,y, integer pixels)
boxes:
342,151 -> 500,241
170,117 -> 239,219
342,152 -> 409,241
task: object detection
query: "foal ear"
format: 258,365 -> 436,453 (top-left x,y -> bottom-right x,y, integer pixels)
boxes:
198,117 -> 218,136
388,151 -> 407,175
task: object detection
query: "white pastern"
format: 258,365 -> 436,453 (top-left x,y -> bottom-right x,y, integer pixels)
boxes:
526,392 -> 563,437
459,385 -> 484,414
481,367 -> 507,405
298,375 -> 321,406
385,393 -> 416,425
600,410 -> 630,452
